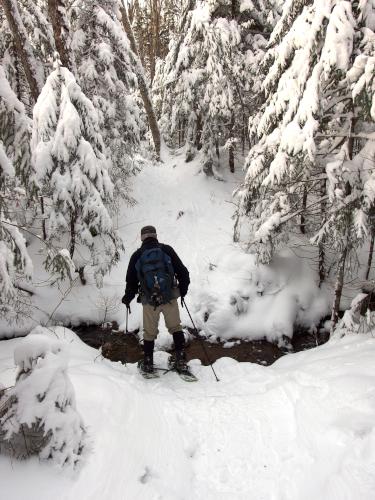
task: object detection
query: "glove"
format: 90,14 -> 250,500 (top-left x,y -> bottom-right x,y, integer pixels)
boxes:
121,295 -> 131,312
179,286 -> 188,299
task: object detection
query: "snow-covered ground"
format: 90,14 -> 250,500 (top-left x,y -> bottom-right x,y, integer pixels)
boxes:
1,154 -> 374,498
1,327 -> 375,499
0,149 -> 329,343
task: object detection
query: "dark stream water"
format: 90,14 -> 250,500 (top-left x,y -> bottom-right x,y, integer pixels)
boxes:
73,322 -> 330,367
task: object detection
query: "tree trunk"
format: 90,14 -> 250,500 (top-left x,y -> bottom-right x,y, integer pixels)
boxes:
40,196 -> 47,240
69,211 -> 85,284
150,0 -> 161,82
127,0 -> 135,23
242,112 -> 245,155
194,115 -> 202,150
69,211 -> 76,259
1,0 -> 41,102
330,112 -> 356,329
182,120 -> 186,146
78,267 -> 86,285
318,176 -> 327,286
47,0 -> 71,70
331,247 -> 347,329
120,4 -> 161,160
229,116 -> 235,173
300,186 -> 307,234
318,243 -> 325,286
365,229 -> 375,281
229,144 -> 234,173
233,212 -> 240,242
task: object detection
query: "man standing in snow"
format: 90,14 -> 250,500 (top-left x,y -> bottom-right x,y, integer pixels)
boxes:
122,225 -> 190,375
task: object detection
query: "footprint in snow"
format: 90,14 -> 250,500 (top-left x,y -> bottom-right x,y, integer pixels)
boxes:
139,466 -> 152,484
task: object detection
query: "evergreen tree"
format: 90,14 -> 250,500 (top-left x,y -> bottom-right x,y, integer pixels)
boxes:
120,1 -> 162,159
153,0 -> 277,174
1,331 -> 88,467
237,0 -> 375,325
129,0 -> 184,81
72,0 -> 143,202
154,0 -> 240,174
0,0 -> 46,102
31,61 -> 122,286
0,65 -> 33,320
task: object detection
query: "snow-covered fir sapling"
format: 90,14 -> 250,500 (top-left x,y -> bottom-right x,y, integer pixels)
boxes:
32,58 -> 123,286
0,328 -> 88,467
0,65 -> 33,322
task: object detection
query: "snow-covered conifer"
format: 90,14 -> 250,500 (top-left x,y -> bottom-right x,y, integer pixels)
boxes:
0,0 -> 46,102
237,0 -> 375,324
154,0 -> 240,174
0,65 -> 33,321
154,0 -> 277,174
0,0 -> 55,114
0,329 -> 88,467
72,0 -> 142,202
32,60 -> 122,286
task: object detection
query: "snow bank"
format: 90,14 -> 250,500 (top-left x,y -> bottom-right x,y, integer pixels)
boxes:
1,329 -> 375,499
192,247 -> 329,343
333,291 -> 375,338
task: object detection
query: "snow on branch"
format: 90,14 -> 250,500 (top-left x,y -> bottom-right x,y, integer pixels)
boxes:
239,0 -> 375,265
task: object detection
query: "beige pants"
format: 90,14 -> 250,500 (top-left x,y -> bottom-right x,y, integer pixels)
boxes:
143,299 -> 182,341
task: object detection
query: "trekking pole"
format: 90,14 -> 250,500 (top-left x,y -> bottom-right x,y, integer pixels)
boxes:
182,298 -> 220,382
123,305 -> 131,366
125,306 -> 129,334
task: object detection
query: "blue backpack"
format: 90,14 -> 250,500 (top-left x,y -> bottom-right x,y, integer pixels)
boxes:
135,246 -> 175,307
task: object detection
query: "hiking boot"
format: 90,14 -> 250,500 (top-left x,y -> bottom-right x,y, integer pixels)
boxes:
172,331 -> 185,351
142,354 -> 154,374
170,349 -> 188,373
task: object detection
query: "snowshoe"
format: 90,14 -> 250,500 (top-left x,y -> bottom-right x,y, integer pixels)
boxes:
168,354 -> 198,382
138,358 -> 159,379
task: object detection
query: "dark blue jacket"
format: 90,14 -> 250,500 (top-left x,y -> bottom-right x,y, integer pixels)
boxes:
123,238 -> 190,305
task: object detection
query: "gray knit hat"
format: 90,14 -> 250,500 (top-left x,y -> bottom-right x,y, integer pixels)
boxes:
141,225 -> 157,241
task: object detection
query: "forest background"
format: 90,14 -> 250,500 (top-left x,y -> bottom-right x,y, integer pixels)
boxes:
1,0 -> 375,339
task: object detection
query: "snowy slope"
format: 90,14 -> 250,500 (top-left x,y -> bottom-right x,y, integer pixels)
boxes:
1,328 -> 375,500
0,149 -> 328,342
